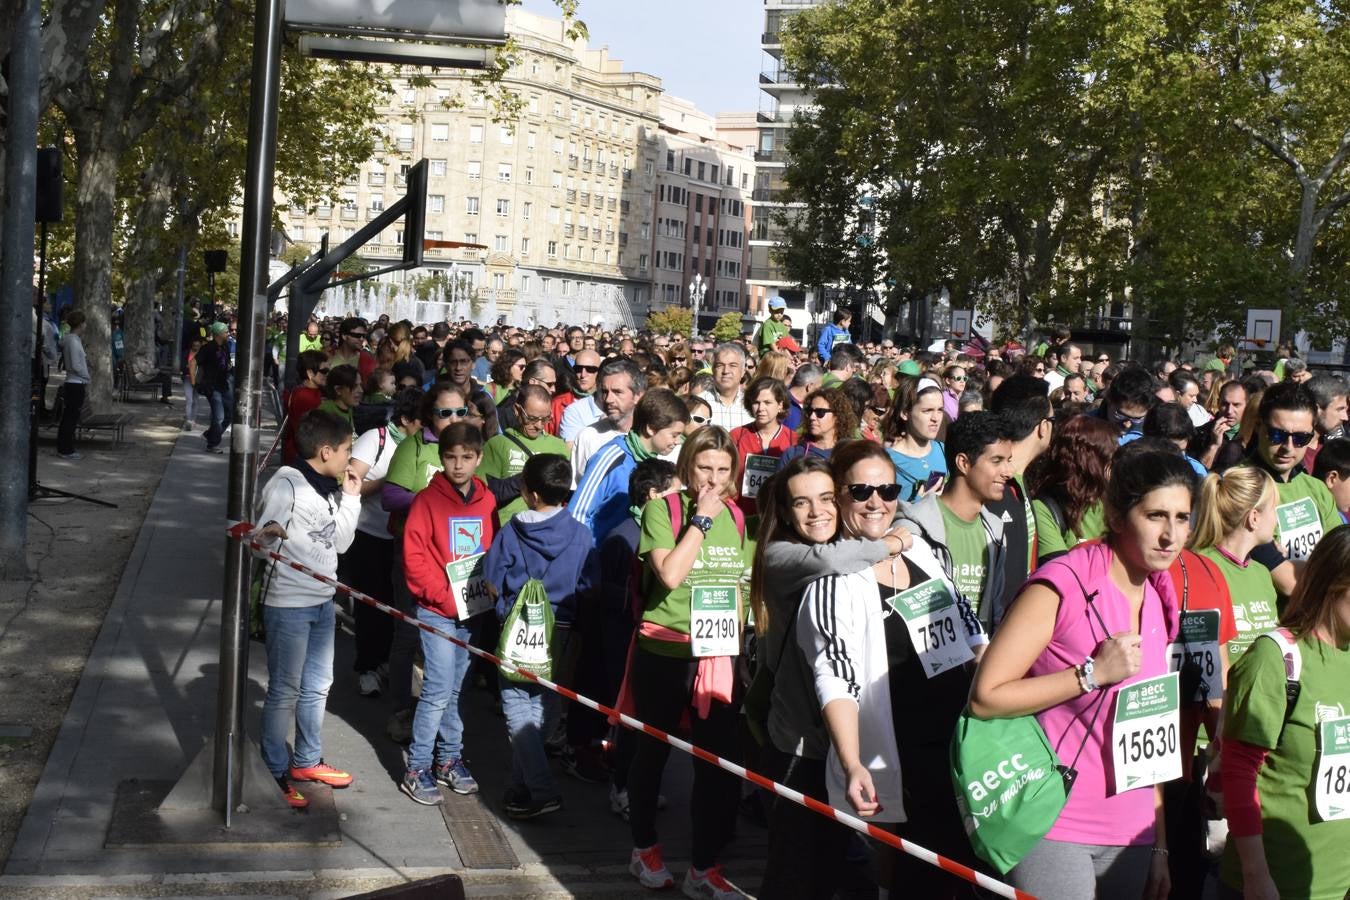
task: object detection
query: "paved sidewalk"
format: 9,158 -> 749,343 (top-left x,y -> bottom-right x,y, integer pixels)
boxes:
1,431 -> 772,897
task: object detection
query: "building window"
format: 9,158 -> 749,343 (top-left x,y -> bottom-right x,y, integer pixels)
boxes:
467,161 -> 481,180
464,232 -> 478,245
521,237 -> 530,255
666,150 -> 675,171
430,123 -> 449,142
496,199 -> 510,216
553,100 -> 563,118
529,95 -> 540,114
494,234 -> 508,251
429,159 -> 447,176
466,197 -> 479,215
644,160 -> 654,175
525,167 -> 534,184
697,161 -> 706,180
547,241 -> 558,257
639,253 -> 649,270
522,202 -> 532,220
428,195 -> 444,213
551,171 -> 563,188
521,274 -> 532,292
548,207 -> 560,224
552,136 -> 563,154
493,273 -> 506,289
498,163 -> 512,182
499,125 -> 513,144
469,124 -> 484,144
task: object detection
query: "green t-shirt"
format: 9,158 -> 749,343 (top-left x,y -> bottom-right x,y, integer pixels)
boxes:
1196,547 -> 1279,663
1013,473 -> 1035,572
1032,498 -> 1106,562
479,429 -> 568,524
939,502 -> 988,615
385,430 -> 443,495
756,318 -> 789,353
1220,633 -> 1350,899
637,494 -> 748,658
1261,470 -> 1342,563
316,399 -> 354,433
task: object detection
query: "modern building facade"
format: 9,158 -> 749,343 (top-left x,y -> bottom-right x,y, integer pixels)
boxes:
647,96 -> 755,335
749,0 -> 825,340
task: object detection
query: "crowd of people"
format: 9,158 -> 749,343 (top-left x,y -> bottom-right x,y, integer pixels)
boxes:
230,307 -> 1350,900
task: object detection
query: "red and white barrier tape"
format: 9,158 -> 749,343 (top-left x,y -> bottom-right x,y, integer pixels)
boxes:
255,416 -> 287,475
227,522 -> 1034,900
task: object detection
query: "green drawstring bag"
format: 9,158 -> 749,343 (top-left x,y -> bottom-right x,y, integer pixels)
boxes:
496,578 -> 555,683
949,709 -> 1076,874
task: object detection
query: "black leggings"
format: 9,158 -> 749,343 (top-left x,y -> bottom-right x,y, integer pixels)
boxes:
626,648 -> 741,869
337,530 -> 395,673
760,747 -> 850,899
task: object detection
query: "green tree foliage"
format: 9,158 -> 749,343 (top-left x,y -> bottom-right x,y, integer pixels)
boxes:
710,312 -> 745,342
779,0 -> 1350,347
646,307 -> 692,336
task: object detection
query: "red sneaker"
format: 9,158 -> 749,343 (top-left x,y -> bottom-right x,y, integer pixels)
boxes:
277,777 -> 309,809
288,760 -> 353,788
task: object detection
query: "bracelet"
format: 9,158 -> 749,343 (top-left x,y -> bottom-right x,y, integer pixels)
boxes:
1073,664 -> 1091,695
1151,847 -> 1169,857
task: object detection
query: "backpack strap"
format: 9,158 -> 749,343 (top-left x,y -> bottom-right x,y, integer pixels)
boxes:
664,492 -> 746,542
1258,627 -> 1302,737
503,430 -> 535,459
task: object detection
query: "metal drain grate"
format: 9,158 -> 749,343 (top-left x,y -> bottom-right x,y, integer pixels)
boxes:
438,790 -> 520,869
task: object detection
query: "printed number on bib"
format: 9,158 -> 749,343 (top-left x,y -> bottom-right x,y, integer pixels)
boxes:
885,578 -> 973,678
1168,609 -> 1223,702
446,555 -> 491,619
1315,716 -> 1350,822
504,600 -> 550,670
690,583 -> 739,657
741,454 -> 778,500
1111,672 -> 1182,794
1277,497 -> 1323,562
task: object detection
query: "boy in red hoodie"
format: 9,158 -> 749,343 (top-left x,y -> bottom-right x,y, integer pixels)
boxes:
400,422 -> 497,804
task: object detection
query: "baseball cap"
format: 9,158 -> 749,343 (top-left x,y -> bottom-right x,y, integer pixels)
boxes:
768,297 -> 787,310
897,360 -> 921,376
210,321 -> 229,336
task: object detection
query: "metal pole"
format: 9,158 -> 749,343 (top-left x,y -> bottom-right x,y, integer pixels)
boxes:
0,0 -> 41,580
213,0 -> 284,818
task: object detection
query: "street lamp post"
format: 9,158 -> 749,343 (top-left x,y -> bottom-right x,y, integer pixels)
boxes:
688,273 -> 707,339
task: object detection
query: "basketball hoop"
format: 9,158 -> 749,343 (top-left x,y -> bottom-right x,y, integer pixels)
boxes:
1253,338 -> 1267,348
952,330 -> 965,338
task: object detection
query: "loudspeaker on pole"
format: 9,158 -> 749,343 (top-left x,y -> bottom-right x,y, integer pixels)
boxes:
35,148 -> 63,224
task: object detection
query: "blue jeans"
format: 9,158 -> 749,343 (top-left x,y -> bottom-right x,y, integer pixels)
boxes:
260,601 -> 335,777
407,607 -> 472,772
499,675 -> 562,800
204,386 -> 231,448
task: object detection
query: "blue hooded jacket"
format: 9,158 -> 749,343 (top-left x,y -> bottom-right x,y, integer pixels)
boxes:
484,507 -> 599,627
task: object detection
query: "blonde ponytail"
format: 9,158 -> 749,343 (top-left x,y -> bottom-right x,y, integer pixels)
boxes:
1188,467 -> 1276,550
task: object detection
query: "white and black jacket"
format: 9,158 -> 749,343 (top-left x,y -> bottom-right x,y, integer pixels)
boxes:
797,536 -> 986,824
253,467 -> 360,608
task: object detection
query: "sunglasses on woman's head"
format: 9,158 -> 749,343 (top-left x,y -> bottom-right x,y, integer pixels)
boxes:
846,483 -> 903,502
434,406 -> 470,419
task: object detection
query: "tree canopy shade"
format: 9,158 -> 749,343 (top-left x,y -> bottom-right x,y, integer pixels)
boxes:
777,0 -> 1350,348
646,307 -> 693,336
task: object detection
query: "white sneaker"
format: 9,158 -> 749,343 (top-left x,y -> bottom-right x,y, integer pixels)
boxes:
609,785 -> 630,820
682,865 -> 747,899
629,845 -> 674,890
357,670 -> 381,697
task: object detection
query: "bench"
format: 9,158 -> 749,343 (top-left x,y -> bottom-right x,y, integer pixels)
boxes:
116,360 -> 174,402
41,393 -> 136,446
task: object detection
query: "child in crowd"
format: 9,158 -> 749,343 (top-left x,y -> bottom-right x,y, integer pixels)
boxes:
484,454 -> 599,819
252,409 -> 362,809
183,336 -> 203,431
400,422 -> 497,805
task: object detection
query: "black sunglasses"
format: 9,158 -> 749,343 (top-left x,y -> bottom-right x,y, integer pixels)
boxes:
1267,426 -> 1315,448
847,483 -> 903,502
808,407 -> 833,418
869,406 -> 889,416
574,364 -> 600,374
318,367 -> 330,374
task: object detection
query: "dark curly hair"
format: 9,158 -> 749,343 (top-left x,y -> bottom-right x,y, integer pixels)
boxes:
799,386 -> 859,443
1025,414 -> 1117,532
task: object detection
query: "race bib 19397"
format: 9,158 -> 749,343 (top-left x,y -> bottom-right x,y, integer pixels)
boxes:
1277,496 -> 1323,561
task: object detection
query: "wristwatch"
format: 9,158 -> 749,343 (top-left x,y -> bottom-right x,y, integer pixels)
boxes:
689,514 -> 715,535
1076,656 -> 1100,694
